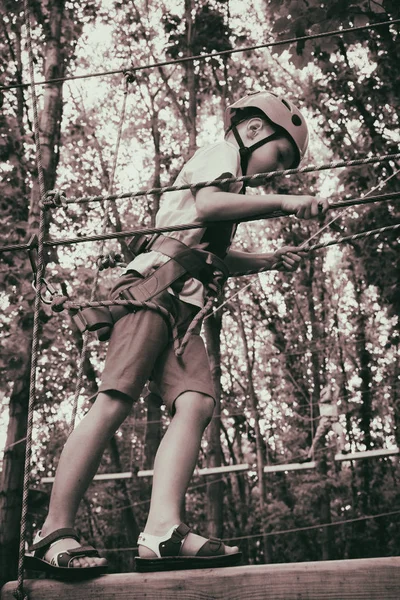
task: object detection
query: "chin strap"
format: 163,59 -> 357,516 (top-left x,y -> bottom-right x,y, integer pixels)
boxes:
230,125 -> 280,191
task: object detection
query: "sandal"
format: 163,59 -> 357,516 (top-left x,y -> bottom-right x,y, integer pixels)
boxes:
135,523 -> 242,572
24,528 -> 108,579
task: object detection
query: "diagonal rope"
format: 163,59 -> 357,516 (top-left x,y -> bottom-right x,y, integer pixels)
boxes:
1,18 -> 399,92
68,75 -> 131,434
210,169 -> 400,315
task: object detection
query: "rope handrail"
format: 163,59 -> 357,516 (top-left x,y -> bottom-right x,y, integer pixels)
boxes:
234,223 -> 400,276
1,18 -> 399,92
0,190 -> 396,254
40,152 -> 400,208
0,191 -> 398,255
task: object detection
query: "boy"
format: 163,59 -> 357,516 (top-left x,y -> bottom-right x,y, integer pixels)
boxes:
26,91 -> 328,576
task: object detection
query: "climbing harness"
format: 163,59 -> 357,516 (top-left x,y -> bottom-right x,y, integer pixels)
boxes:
69,233 -> 229,351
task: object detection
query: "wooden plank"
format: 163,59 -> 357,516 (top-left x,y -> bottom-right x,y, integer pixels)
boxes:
2,557 -> 400,600
335,448 -> 399,462
41,472 -> 134,483
264,461 -> 316,473
138,463 -> 251,478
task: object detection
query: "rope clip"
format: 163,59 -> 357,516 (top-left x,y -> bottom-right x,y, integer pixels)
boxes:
27,235 -> 60,304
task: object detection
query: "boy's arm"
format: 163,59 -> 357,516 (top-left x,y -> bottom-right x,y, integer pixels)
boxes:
195,186 -> 328,221
224,247 -> 306,276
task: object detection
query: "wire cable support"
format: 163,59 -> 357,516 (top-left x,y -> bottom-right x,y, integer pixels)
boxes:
93,508 -> 400,551
1,18 -> 399,92
2,190 -> 397,255
40,152 -> 400,208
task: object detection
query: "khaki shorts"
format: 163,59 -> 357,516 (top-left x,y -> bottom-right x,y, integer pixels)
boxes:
99,272 -> 215,414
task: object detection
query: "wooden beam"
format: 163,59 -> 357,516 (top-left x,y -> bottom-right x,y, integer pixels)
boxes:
264,461 -> 316,473
40,448 -> 399,483
40,472 -> 134,484
335,447 -> 399,462
2,557 -> 400,600
40,464 -> 251,483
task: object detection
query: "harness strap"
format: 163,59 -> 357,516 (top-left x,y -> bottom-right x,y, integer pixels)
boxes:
121,234 -> 228,305
71,234 -> 228,348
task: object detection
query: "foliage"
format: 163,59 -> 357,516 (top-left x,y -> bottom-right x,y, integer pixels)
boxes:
1,0 -> 400,579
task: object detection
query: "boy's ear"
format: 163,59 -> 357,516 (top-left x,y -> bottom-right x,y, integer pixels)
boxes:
245,117 -> 274,140
246,117 -> 264,138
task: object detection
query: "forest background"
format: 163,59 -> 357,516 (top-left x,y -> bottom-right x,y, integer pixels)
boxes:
0,0 -> 399,586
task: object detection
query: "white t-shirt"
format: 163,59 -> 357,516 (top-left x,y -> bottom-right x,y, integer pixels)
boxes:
124,140 -> 243,308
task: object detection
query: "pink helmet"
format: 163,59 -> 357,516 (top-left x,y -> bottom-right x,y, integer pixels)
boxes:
224,91 -> 309,167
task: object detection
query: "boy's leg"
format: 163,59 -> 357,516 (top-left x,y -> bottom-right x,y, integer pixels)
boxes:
140,391 -> 239,557
40,391 -> 133,568
37,299 -> 172,568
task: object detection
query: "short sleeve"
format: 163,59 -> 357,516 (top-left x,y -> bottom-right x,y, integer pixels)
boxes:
186,142 -> 243,194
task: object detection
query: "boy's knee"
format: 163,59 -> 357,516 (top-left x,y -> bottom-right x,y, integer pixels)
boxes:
174,392 -> 215,425
96,390 -> 133,419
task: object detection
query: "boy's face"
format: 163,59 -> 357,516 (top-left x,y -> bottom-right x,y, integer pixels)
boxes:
243,118 -> 296,185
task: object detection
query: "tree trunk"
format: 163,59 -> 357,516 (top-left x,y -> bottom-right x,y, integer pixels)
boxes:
204,313 -> 224,539
184,0 -> 197,158
0,1 -> 66,584
231,301 -> 272,562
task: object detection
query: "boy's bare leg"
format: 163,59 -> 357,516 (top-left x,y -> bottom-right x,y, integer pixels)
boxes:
140,391 -> 239,557
40,391 -> 132,568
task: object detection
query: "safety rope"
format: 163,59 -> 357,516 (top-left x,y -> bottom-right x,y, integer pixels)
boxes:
67,73 -> 132,433
232,223 -> 399,278
40,152 -> 400,207
0,187 -> 398,257
14,2 -> 47,598
0,190 -> 396,256
1,18 -> 398,92
210,169 -> 400,315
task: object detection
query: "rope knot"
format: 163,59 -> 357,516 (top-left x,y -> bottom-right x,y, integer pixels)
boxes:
123,69 -> 136,84
41,189 -> 67,208
97,252 -> 124,270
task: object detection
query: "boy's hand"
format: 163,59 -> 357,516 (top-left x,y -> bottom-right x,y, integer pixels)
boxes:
281,196 -> 329,219
274,246 -> 307,272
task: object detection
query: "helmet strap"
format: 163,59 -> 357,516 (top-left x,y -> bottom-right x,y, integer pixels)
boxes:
230,125 -> 280,179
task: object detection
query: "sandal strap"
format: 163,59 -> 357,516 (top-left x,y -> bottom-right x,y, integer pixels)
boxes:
65,545 -> 99,558
138,523 -> 191,558
197,537 -> 224,557
54,546 -> 100,568
30,528 -> 80,555
160,523 -> 190,557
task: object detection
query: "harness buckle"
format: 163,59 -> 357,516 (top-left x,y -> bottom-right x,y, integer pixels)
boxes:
128,233 -> 159,257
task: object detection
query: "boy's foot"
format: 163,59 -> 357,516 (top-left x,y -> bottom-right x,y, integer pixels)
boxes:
25,528 -> 108,579
136,523 -> 242,572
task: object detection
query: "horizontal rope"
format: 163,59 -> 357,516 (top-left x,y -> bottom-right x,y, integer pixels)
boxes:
234,222 -> 400,276
6,190 -> 400,254
0,191 -> 398,255
41,153 -> 400,208
1,19 -> 398,92
94,508 -> 400,551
